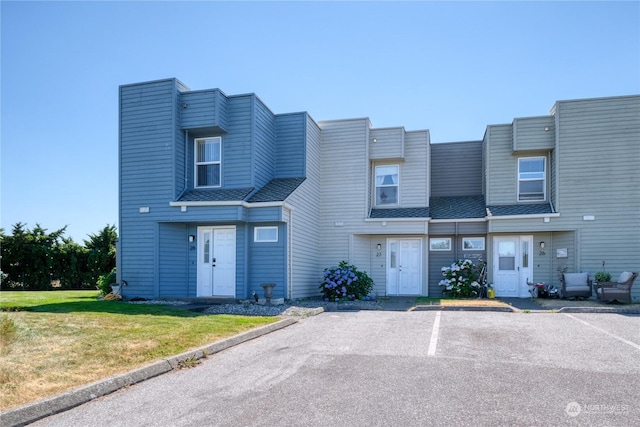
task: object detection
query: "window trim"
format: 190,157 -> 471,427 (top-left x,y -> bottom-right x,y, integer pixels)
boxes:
429,238 -> 451,251
194,136 -> 222,188
517,157 -> 546,202
254,226 -> 278,243
374,164 -> 400,207
462,237 -> 485,251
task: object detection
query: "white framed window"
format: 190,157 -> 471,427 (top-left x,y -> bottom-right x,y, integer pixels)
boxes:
463,237 -> 485,251
195,137 -> 221,188
430,238 -> 451,251
375,165 -> 399,206
254,226 -> 278,243
518,157 -> 545,201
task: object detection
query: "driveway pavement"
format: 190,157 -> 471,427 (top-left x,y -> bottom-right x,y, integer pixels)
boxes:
23,311 -> 640,426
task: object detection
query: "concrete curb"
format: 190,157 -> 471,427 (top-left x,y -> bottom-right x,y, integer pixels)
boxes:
0,318 -> 298,427
413,305 -> 515,312
556,306 -> 640,314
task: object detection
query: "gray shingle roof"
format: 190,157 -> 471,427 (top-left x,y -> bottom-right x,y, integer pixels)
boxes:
486,204 -> 554,216
247,178 -> 306,202
370,207 -> 430,219
178,187 -> 254,202
429,196 -> 486,219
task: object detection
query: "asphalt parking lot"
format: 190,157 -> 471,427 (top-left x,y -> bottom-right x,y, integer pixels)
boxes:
28,311 -> 640,426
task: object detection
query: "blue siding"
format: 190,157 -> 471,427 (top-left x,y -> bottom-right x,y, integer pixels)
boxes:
253,97 -> 276,188
248,224 -> 287,299
223,96 -> 253,188
120,79 -> 180,299
180,89 -> 228,131
159,223 -> 189,297
275,113 -> 306,178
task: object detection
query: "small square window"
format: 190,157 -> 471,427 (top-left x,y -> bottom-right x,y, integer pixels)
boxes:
463,237 -> 485,251
254,226 -> 278,242
430,238 -> 451,251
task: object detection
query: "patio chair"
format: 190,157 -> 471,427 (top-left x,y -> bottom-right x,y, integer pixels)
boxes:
561,272 -> 592,299
594,272 -> 638,304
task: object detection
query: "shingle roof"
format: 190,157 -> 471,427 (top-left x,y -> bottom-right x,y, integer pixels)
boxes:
178,187 -> 254,202
429,196 -> 486,219
370,207 -> 430,219
247,178 -> 306,202
486,204 -> 554,216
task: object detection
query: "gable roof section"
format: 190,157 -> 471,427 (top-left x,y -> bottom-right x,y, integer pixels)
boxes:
486,203 -> 554,216
370,207 -> 430,219
247,178 -> 306,202
429,196 -> 486,219
177,187 -> 254,202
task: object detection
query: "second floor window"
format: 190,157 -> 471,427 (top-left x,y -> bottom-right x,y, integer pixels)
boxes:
518,157 -> 545,201
375,165 -> 398,205
195,137 -> 221,187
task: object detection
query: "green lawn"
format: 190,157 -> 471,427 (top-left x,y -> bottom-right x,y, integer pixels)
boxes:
0,291 -> 278,411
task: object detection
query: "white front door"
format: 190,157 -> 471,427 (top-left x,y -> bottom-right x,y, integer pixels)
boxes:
387,238 -> 422,295
493,236 -> 532,298
197,226 -> 236,297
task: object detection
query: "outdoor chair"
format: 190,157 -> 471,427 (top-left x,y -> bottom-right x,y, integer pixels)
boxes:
594,272 -> 638,304
561,272 -> 592,299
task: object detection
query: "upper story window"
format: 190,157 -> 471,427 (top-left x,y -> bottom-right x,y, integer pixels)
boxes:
195,137 -> 221,187
518,157 -> 545,201
375,165 -> 399,205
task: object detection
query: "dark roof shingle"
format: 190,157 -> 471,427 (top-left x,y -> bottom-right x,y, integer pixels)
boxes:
247,178 -> 306,203
486,204 -> 554,216
370,207 -> 430,219
178,187 -> 254,202
429,196 -> 486,219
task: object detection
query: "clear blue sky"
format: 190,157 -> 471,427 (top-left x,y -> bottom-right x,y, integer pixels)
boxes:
2,1 -> 639,243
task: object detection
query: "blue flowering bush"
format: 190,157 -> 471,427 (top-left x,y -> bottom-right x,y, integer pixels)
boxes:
439,259 -> 484,298
320,261 -> 374,302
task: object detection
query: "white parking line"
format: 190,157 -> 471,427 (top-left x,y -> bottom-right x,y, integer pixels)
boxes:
427,311 -> 441,357
564,313 -> 640,350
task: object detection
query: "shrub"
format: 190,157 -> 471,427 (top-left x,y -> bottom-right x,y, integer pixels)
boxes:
439,259 -> 484,298
320,261 -> 374,302
97,268 -> 116,295
595,271 -> 611,282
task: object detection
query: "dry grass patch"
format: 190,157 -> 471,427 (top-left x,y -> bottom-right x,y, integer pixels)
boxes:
0,291 -> 278,411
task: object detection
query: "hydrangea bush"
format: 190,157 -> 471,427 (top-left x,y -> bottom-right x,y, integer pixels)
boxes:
439,259 -> 484,298
320,261 -> 374,302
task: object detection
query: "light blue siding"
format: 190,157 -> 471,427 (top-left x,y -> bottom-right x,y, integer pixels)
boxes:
159,223 -> 189,297
223,95 -> 253,188
253,97 -> 276,188
180,89 -> 228,131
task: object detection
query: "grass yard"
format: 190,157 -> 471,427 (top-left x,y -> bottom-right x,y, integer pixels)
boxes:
0,291 -> 278,411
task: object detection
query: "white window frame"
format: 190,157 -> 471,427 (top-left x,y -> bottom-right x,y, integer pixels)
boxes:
254,226 -> 278,243
517,157 -> 546,202
462,237 -> 485,251
375,164 -> 399,206
429,238 -> 451,251
194,137 -> 222,188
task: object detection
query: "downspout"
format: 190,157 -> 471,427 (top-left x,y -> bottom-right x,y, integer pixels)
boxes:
287,206 -> 293,300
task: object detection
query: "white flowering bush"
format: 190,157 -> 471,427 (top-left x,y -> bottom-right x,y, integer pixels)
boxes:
320,261 -> 374,302
439,259 -> 484,298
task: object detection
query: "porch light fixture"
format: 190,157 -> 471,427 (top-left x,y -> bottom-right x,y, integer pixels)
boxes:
377,243 -> 382,251
539,241 -> 545,248
189,235 -> 195,243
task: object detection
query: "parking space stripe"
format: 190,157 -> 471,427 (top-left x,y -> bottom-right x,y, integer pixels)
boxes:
564,313 -> 640,350
427,311 -> 441,357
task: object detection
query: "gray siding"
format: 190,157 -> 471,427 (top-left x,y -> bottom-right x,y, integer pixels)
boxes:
399,131 -> 429,206
369,127 -> 404,160
286,115 -> 322,298
484,125 -> 516,205
554,96 -> 640,299
431,141 -> 483,197
512,116 -> 555,152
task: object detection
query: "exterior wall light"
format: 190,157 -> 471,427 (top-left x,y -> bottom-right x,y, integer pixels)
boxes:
539,241 -> 545,248
377,243 -> 382,251
189,235 -> 195,243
